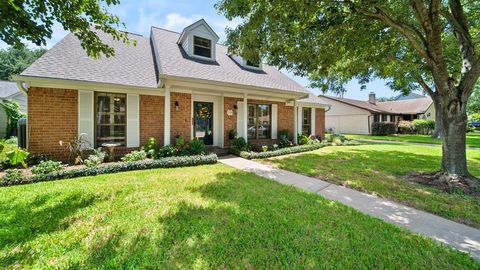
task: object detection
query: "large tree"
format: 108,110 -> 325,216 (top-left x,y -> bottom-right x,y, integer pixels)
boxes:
216,0 -> 480,181
0,47 -> 47,80
0,0 -> 132,58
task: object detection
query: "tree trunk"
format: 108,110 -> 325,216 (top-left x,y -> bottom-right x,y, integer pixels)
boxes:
440,94 -> 469,177
431,95 -> 443,138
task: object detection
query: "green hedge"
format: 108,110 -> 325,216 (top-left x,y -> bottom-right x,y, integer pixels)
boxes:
371,122 -> 397,135
231,143 -> 327,159
1,154 -> 218,186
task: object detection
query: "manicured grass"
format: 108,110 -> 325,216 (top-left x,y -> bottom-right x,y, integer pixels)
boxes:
0,165 -> 477,268
264,143 -> 480,228
346,132 -> 480,148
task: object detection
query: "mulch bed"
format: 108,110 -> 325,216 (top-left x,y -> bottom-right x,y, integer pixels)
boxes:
404,172 -> 480,197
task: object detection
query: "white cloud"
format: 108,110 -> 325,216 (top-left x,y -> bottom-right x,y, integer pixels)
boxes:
162,13 -> 202,32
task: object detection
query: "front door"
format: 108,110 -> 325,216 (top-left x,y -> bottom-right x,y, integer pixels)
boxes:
193,101 -> 214,145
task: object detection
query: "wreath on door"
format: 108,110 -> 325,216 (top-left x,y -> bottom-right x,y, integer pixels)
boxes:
197,106 -> 212,120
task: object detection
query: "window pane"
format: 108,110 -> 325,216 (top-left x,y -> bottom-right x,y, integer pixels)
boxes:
258,105 -> 270,139
247,105 -> 256,139
302,108 -> 312,135
193,36 -> 212,58
95,92 -> 126,146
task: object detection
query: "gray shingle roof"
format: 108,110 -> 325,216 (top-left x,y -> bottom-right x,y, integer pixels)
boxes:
0,80 -> 19,98
297,92 -> 330,107
150,27 -> 308,94
321,95 -> 393,113
21,32 -> 158,88
322,95 -> 433,114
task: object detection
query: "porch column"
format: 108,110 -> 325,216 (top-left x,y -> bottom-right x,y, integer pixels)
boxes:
164,85 -> 171,145
243,93 -> 248,142
293,100 -> 298,144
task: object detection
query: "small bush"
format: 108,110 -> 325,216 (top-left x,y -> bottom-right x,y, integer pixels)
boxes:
261,145 -> 268,152
371,122 -> 397,136
1,154 -> 218,186
279,129 -> 289,140
412,119 -> 435,135
228,129 -> 237,140
143,137 -> 158,158
84,149 -> 106,168
279,137 -> 293,148
231,137 -> 248,151
2,169 -> 24,184
398,120 -> 413,134
157,145 -> 178,158
187,139 -> 205,155
31,160 -> 63,175
272,144 -> 279,150
298,134 -> 312,145
121,150 -> 147,162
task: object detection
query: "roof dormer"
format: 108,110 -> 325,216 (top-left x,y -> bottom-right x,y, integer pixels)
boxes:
230,54 -> 263,71
177,19 -> 219,61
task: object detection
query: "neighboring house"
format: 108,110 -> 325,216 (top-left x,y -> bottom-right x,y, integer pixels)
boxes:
13,19 -> 329,160
394,92 -> 426,100
0,80 -> 27,138
322,92 -> 434,134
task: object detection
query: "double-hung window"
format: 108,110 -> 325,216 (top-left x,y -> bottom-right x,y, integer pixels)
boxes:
247,104 -> 271,139
302,108 -> 312,135
193,36 -> 212,58
95,93 -> 126,146
381,114 -> 388,122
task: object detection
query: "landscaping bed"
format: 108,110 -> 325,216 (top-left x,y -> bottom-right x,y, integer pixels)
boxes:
229,133 -> 358,159
1,135 -> 217,186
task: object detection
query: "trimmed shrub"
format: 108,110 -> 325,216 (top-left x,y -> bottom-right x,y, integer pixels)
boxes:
233,143 -> 327,159
1,154 -> 218,186
31,160 -> 63,175
121,150 -> 147,162
278,137 -> 293,148
187,139 -> 205,155
143,137 -> 158,158
412,119 -> 435,135
298,134 -> 312,145
157,145 -> 178,158
1,169 -> 24,184
231,137 -> 248,151
398,120 -> 413,134
371,122 -> 397,136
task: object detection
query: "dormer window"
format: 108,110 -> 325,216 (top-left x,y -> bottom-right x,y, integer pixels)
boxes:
193,36 -> 212,58
246,59 -> 260,68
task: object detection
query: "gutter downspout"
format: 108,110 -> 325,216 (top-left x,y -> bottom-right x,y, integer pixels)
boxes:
16,81 -> 29,95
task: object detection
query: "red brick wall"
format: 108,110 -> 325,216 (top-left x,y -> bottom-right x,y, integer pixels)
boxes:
28,87 -> 78,160
140,95 -> 164,146
170,92 -> 191,144
316,108 -> 325,139
223,97 -> 296,146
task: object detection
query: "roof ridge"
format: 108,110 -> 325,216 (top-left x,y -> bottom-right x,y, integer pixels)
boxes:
151,25 -> 229,48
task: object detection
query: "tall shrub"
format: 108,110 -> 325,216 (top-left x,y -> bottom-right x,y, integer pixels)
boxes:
371,122 -> 396,136
412,119 -> 435,135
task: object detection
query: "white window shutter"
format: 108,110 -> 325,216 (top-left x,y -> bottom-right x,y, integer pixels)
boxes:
297,106 -> 303,135
237,101 -> 244,138
127,94 -> 140,147
271,104 -> 278,139
78,90 -> 94,148
311,108 -> 316,136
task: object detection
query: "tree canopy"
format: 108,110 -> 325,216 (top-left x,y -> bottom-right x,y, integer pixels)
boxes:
216,0 -> 480,179
0,47 -> 47,80
0,0 -> 132,58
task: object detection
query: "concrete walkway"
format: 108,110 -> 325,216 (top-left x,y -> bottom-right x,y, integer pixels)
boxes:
219,156 -> 480,260
355,138 -> 480,150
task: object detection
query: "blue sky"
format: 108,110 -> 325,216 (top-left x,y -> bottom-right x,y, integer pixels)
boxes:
2,0 -> 422,100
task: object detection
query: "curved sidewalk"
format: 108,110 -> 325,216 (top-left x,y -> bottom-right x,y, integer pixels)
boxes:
219,156 -> 480,260
354,138 -> 480,150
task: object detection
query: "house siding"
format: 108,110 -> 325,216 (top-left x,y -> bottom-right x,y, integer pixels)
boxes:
28,87 -> 78,160
140,95 -> 165,146
315,108 -> 325,138
170,92 -> 192,144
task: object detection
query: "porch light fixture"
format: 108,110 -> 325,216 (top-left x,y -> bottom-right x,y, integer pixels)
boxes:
174,101 -> 179,111
233,104 -> 238,113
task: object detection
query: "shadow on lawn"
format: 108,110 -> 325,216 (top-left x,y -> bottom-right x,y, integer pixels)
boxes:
79,171 -> 475,269
0,192 -> 101,268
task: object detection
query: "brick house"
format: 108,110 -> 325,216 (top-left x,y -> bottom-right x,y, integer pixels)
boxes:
14,19 -> 329,160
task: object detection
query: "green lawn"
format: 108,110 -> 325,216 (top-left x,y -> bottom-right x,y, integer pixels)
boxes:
0,165 -> 477,268
346,132 -> 480,148
264,144 -> 480,228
